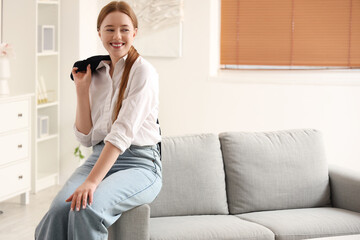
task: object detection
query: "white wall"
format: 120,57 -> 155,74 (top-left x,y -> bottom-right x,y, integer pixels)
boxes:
128,0 -> 360,170
59,0 -> 81,183
79,0 -> 98,58
2,0 -> 36,95
59,0 -> 360,183
59,0 -> 98,184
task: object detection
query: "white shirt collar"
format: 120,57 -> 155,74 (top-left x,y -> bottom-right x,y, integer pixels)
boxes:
96,54 -> 128,70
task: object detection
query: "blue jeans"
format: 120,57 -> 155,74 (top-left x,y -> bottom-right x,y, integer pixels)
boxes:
35,142 -> 162,240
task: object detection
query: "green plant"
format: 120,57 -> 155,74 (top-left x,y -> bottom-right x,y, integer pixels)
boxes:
74,144 -> 85,161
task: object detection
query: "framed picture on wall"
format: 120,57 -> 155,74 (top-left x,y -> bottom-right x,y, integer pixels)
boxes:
38,25 -> 55,53
130,0 -> 184,58
38,115 -> 49,138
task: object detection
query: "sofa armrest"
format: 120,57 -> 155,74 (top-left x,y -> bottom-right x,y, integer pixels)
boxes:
108,204 -> 150,240
329,165 -> 360,213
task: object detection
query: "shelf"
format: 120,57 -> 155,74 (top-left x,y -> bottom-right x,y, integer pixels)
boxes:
36,172 -> 59,192
37,0 -> 59,5
37,51 -> 59,57
37,101 -> 58,109
37,134 -> 58,143
33,0 -> 60,193
37,172 -> 58,181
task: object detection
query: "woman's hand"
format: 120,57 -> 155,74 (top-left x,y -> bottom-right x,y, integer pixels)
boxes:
72,64 -> 92,95
65,180 -> 97,211
65,143 -> 121,211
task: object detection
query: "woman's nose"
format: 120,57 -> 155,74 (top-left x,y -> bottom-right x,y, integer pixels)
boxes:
113,29 -> 121,39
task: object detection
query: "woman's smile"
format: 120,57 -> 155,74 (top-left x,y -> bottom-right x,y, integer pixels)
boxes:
110,42 -> 125,49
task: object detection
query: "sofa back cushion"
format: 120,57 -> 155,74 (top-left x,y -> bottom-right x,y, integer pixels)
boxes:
219,129 -> 331,214
149,134 -> 229,217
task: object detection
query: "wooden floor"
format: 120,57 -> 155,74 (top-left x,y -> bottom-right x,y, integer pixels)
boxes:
0,184 -> 63,240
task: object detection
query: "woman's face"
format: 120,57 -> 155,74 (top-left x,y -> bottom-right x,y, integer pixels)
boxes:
98,11 -> 137,62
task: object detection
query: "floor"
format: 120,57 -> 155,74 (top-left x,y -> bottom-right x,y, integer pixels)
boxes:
0,185 -> 62,240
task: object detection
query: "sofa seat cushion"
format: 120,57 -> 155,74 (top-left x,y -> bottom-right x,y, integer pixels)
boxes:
149,134 -> 229,217
219,129 -> 331,214
149,215 -> 274,240
302,234 -> 360,239
237,207 -> 360,240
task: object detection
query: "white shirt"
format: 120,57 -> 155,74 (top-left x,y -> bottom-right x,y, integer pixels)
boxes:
73,55 -> 161,154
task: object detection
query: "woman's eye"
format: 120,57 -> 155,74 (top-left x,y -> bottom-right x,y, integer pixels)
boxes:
106,29 -> 114,32
121,29 -> 129,32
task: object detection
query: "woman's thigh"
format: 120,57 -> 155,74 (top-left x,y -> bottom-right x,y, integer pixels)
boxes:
91,165 -> 162,227
49,162 -> 93,210
49,143 -> 162,223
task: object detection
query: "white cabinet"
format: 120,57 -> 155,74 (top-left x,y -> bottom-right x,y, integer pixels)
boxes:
33,0 -> 61,193
0,95 -> 32,205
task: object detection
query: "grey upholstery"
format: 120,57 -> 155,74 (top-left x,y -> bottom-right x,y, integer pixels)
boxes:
302,234 -> 360,240
329,165 -> 360,213
149,134 -> 229,217
219,129 -> 331,214
149,215 -> 274,240
238,207 -> 360,240
108,204 -> 149,240
111,130 -> 360,240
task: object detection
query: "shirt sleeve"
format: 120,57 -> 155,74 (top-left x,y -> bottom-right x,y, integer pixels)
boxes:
73,123 -> 93,147
104,63 -> 158,153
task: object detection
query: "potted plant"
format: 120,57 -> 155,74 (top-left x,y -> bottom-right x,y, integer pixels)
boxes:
74,144 -> 85,164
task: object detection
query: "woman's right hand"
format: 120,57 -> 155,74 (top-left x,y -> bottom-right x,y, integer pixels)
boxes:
72,64 -> 92,95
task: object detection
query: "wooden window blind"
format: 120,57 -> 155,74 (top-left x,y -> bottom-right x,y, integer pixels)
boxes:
220,0 -> 360,68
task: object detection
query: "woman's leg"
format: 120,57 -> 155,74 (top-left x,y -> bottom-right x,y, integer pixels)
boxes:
67,145 -> 162,240
68,165 -> 162,239
35,143 -> 162,240
34,160 -> 94,240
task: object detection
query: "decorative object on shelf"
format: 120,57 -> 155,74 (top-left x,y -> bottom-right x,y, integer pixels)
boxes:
0,43 -> 15,96
37,90 -> 56,105
37,75 -> 56,104
38,25 -> 55,53
37,115 -> 49,138
130,0 -> 184,57
37,75 -> 48,103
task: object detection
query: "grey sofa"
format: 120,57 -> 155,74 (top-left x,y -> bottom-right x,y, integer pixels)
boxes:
108,129 -> 360,240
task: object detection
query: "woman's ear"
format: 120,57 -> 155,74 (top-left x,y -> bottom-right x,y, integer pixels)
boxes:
98,31 -> 101,39
133,28 -> 138,38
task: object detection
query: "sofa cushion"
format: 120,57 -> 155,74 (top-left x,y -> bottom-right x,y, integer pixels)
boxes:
237,207 -> 360,240
219,129 -> 331,214
149,215 -> 274,240
302,234 -> 360,240
149,134 -> 229,217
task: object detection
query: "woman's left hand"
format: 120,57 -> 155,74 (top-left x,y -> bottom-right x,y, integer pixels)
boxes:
65,180 -> 98,211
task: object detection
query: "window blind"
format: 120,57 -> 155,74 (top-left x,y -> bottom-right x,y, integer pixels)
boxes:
220,0 -> 360,68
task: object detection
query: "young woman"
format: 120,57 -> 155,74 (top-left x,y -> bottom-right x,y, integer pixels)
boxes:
35,1 -> 162,239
